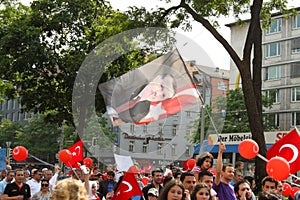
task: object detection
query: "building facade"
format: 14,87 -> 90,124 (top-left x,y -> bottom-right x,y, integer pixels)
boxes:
228,8 -> 300,131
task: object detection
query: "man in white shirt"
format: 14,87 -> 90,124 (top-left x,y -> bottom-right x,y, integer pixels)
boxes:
26,169 -> 42,196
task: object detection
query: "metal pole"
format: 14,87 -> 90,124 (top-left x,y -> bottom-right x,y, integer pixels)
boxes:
59,120 -> 65,169
6,141 -> 11,166
200,105 -> 205,154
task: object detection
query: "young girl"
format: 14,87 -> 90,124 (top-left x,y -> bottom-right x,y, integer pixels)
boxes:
191,152 -> 214,182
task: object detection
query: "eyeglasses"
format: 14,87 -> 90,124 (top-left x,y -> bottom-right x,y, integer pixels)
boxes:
42,184 -> 49,187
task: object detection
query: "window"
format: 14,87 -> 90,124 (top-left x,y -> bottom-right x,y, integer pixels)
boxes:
265,42 -> 281,57
292,38 -> 300,53
291,62 -> 300,78
158,123 -> 163,134
142,142 -> 148,153
186,111 -> 191,117
157,143 -> 162,155
129,141 -> 134,152
185,146 -> 190,157
293,14 -> 300,29
171,144 -> 176,156
291,112 -> 300,126
266,66 -> 281,80
264,113 -> 279,128
130,124 -> 135,133
143,124 -> 147,133
172,125 -> 178,136
266,18 -> 282,34
291,87 -> 300,102
217,82 -> 227,90
266,89 -> 280,104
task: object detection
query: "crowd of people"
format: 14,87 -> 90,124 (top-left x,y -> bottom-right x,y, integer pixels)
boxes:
0,142 -> 299,200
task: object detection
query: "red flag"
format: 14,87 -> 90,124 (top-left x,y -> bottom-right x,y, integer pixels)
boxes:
267,128 -> 300,174
111,171 -> 142,200
67,140 -> 83,167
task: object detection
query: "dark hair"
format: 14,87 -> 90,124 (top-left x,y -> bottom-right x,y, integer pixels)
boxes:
107,171 -> 115,177
222,163 -> 233,172
191,183 -> 211,200
180,171 -> 195,183
198,170 -> 213,181
234,179 -> 251,193
163,176 -> 173,187
158,180 -> 184,200
261,176 -> 278,188
174,171 -> 182,179
195,152 -> 214,170
258,191 -> 281,200
244,176 -> 255,188
151,168 -> 163,177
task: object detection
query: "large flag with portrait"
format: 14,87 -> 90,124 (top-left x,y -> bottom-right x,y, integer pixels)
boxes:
99,49 -> 202,126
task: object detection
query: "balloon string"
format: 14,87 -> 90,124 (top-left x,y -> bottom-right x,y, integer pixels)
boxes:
257,154 -> 269,162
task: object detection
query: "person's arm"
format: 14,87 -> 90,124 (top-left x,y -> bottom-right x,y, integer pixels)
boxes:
2,194 -> 24,200
49,165 -> 61,188
214,142 -> 226,186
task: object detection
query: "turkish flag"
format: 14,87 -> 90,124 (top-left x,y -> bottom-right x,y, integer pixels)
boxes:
266,128 -> 300,174
67,140 -> 83,167
111,171 -> 143,200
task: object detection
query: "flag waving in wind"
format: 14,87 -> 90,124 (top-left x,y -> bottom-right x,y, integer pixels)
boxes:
99,49 -> 201,126
66,140 -> 83,167
111,171 -> 143,200
266,128 -> 300,174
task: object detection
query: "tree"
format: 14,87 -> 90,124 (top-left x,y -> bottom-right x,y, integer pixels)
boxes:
0,0 -> 163,128
140,0 -> 293,181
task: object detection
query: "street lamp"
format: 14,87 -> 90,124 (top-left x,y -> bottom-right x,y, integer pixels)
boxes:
6,141 -> 11,165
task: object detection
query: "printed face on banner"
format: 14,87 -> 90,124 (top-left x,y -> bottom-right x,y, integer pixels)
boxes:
99,50 -> 201,126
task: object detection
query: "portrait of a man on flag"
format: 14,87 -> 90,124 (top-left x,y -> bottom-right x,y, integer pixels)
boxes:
99,49 -> 201,126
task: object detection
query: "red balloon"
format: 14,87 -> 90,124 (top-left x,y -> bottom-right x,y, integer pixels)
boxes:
83,157 -> 93,168
266,157 -> 290,181
58,149 -> 72,164
291,186 -> 300,198
238,139 -> 259,159
12,146 -> 28,161
187,159 -> 196,170
282,183 -> 292,196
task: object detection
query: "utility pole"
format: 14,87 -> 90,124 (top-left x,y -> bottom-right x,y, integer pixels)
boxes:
199,76 -> 207,154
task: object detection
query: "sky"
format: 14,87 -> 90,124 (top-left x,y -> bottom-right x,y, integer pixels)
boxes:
20,0 -> 300,69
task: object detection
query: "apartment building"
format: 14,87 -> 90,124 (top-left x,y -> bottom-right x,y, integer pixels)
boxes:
227,8 -> 300,131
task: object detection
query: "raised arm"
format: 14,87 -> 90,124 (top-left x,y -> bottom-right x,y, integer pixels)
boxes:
214,142 -> 226,186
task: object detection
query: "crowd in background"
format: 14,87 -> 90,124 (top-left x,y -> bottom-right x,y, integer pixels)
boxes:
0,143 -> 299,200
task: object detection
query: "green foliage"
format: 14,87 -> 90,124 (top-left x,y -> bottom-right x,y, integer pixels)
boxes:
0,0 -> 166,125
0,119 -> 23,148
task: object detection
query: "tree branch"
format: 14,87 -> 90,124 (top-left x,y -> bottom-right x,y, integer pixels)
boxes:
178,0 -> 243,68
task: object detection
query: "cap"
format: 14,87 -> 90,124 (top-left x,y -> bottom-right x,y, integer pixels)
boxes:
42,168 -> 48,172
148,188 -> 159,197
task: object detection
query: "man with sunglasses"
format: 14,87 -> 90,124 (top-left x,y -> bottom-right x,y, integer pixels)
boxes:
26,169 -> 43,196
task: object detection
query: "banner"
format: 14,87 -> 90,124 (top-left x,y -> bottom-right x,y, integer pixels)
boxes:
114,154 -> 134,172
99,49 -> 201,126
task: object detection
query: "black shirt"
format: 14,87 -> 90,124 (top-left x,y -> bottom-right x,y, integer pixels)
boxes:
4,182 -> 31,200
